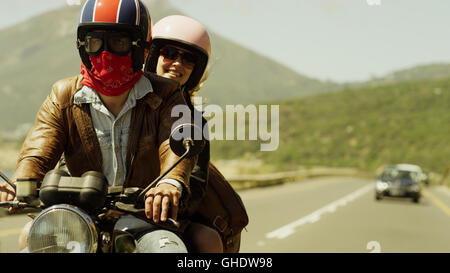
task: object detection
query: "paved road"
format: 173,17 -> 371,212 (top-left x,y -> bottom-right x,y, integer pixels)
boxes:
239,177 -> 450,253
1,176 -> 450,253
0,211 -> 31,252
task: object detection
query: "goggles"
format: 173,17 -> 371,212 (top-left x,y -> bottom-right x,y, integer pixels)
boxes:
160,45 -> 197,66
77,32 -> 139,56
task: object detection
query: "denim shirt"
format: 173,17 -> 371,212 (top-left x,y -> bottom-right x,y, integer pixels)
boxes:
73,76 -> 182,192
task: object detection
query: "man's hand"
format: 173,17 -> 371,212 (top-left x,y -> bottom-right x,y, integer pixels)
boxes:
144,183 -> 181,223
0,182 -> 16,213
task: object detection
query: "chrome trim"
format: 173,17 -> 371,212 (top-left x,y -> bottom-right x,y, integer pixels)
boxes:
132,39 -> 141,47
77,39 -> 86,49
28,204 -> 98,253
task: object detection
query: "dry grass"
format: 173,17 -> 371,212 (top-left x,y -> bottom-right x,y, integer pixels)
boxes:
212,159 -> 280,177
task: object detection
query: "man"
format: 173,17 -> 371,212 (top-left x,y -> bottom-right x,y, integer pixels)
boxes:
0,0 -> 196,252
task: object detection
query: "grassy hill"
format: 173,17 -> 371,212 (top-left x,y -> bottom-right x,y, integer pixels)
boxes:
0,0 -> 339,134
210,77 -> 450,175
373,63 -> 450,84
344,63 -> 450,89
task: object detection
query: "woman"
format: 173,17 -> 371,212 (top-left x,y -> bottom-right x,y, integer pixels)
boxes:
145,15 -> 248,253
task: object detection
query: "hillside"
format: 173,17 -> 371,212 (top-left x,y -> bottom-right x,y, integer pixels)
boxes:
0,0 -> 339,134
344,63 -> 450,88
210,77 -> 450,174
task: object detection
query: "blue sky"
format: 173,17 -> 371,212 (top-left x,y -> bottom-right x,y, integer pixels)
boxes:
1,0 -> 450,83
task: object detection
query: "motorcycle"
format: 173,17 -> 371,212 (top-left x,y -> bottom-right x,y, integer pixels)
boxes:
0,124 -> 205,253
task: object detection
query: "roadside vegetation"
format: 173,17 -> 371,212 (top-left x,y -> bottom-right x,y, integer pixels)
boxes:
211,77 -> 450,180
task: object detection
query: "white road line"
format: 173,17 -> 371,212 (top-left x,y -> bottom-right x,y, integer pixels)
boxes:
266,184 -> 374,240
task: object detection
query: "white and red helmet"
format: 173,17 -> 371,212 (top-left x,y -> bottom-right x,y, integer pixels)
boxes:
145,15 -> 211,91
77,0 -> 152,72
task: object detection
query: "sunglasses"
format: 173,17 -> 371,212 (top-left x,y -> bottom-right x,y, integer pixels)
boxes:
78,32 -> 139,56
159,46 -> 197,66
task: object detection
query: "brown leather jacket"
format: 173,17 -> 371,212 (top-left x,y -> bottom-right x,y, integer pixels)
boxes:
12,73 -> 197,204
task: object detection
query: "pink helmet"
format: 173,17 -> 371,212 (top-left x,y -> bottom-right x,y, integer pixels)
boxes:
145,15 -> 211,91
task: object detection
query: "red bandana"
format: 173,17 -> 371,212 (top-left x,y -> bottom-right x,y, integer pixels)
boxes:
81,51 -> 143,97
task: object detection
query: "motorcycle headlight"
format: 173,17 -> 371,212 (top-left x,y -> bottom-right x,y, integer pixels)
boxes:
28,204 -> 97,253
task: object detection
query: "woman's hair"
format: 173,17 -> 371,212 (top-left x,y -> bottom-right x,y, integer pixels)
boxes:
186,65 -> 210,104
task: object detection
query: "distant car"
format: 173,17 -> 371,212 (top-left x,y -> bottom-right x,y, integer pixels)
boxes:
375,164 -> 423,203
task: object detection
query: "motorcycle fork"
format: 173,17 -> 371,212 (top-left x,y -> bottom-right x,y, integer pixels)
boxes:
96,212 -> 136,253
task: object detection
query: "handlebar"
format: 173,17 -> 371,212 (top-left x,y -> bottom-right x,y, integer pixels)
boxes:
0,200 -> 36,209
0,201 -> 12,208
113,201 -> 181,230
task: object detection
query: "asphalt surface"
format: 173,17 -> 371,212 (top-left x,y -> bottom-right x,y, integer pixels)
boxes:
1,176 -> 450,253
239,177 -> 450,253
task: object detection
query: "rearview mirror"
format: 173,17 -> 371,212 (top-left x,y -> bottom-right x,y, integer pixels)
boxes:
169,123 -> 205,158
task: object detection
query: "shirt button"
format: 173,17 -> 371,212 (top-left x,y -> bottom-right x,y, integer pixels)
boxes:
115,146 -> 120,153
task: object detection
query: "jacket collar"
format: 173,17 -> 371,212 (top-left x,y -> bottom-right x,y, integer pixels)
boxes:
72,73 -> 180,111
142,72 -> 180,110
